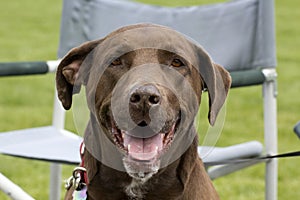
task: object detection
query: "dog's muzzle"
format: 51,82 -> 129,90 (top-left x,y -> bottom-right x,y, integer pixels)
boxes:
111,84 -> 180,162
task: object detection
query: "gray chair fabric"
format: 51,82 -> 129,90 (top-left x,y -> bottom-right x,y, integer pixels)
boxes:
58,0 -> 276,71
0,126 -> 81,164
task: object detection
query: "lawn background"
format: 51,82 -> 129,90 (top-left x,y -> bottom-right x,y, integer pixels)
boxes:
0,0 -> 300,199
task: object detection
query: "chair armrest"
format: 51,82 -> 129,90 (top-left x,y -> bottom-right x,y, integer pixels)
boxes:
0,60 -> 60,76
230,69 -> 266,88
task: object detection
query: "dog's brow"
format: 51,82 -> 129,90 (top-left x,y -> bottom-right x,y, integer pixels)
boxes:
158,44 -> 177,54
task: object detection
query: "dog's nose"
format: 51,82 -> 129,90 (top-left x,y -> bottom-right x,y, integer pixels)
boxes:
130,84 -> 161,107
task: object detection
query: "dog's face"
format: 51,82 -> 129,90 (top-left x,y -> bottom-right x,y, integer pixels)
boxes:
56,24 -> 231,181
94,48 -> 201,181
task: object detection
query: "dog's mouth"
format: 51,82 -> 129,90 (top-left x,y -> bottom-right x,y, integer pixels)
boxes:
111,119 -> 179,162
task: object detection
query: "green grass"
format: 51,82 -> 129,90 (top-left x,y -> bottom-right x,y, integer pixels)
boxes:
0,0 -> 300,199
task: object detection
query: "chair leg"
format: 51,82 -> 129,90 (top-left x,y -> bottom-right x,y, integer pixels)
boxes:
49,164 -> 62,200
263,72 -> 278,200
49,91 -> 66,200
0,173 -> 34,200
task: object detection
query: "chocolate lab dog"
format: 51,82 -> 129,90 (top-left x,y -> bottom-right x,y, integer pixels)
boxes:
56,23 -> 231,200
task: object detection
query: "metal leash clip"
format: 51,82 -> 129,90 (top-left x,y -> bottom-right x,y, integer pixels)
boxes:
65,167 -> 87,191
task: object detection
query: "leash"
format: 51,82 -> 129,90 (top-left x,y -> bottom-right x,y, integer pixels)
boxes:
205,150 -> 300,167
65,142 -> 88,200
64,142 -> 300,199
205,123 -> 300,166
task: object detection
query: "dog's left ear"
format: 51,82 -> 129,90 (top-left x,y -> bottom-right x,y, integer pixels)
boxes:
56,39 -> 102,110
196,48 -> 231,126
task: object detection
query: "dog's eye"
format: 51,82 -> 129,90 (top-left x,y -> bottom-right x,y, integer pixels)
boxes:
171,59 -> 184,68
111,58 -> 122,66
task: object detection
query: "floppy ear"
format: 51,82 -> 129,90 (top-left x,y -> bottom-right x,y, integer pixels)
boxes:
56,39 -> 102,110
196,48 -> 231,126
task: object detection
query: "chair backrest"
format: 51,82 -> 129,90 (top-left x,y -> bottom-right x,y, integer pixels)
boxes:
57,1 -> 278,198
58,0 -> 276,72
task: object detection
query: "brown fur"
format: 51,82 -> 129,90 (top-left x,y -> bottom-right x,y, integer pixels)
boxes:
57,23 -> 231,200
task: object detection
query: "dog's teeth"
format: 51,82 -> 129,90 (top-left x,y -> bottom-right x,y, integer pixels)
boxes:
127,144 -> 131,151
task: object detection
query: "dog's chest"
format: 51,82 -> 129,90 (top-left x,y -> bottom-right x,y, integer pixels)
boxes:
125,179 -> 147,199
123,176 -> 184,200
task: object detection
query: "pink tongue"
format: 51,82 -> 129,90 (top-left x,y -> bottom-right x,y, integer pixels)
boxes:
124,133 -> 163,161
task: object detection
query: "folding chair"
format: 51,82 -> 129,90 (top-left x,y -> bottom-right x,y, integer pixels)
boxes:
0,0 -> 277,199
58,0 -> 277,197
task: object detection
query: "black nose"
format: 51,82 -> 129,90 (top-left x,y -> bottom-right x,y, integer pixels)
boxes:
130,84 -> 161,107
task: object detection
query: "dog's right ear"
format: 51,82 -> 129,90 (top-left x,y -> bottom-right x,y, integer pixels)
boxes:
56,39 -> 102,110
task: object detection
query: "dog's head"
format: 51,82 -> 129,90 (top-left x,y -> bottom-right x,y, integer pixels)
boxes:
56,24 -> 231,181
